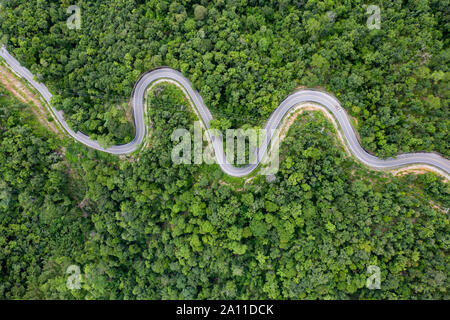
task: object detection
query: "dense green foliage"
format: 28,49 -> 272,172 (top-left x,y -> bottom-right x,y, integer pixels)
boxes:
0,0 -> 448,156
0,0 -> 448,300
0,85 -> 90,298
0,82 -> 448,299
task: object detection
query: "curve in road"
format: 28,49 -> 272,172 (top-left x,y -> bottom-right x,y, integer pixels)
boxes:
1,46 -> 449,178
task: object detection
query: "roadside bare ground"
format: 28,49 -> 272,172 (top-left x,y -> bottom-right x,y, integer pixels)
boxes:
391,165 -> 449,183
0,65 -> 60,135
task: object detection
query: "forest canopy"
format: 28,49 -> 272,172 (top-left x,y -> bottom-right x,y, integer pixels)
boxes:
0,80 -> 448,299
0,0 -> 448,157
0,0 -> 449,300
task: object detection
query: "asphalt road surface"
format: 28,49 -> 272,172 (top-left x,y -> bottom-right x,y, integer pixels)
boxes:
1,46 -> 449,178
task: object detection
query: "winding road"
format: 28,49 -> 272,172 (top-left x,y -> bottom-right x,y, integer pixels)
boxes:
1,46 -> 449,178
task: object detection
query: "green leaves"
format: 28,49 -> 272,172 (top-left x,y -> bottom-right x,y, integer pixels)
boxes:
1,1 -> 449,300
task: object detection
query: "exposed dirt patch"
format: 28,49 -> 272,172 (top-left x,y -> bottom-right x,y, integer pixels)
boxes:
218,179 -> 244,192
279,105 -> 317,141
124,102 -> 133,122
277,103 -> 351,157
0,65 -> 60,135
391,165 -> 449,183
429,200 -> 449,214
78,197 -> 90,218
351,115 -> 359,127
245,176 -> 256,184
